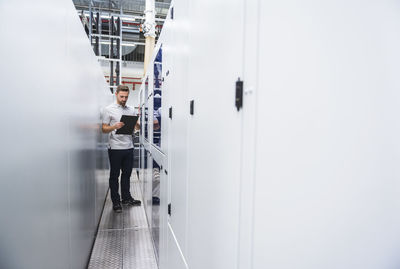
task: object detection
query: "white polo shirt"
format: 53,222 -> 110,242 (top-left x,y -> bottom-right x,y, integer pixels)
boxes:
102,103 -> 137,150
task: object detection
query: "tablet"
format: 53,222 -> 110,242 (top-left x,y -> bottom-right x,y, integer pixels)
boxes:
116,115 -> 139,135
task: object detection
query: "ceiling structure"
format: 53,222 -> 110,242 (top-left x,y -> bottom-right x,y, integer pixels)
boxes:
72,0 -> 171,18
72,0 -> 171,62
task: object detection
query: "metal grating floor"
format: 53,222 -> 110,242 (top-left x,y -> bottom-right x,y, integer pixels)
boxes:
88,171 -> 158,269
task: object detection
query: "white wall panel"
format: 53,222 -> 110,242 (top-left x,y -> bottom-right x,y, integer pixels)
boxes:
0,0 -> 111,268
253,1 -> 400,269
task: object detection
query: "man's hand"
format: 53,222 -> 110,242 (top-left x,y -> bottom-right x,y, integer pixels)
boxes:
113,122 -> 125,130
153,119 -> 160,130
102,122 -> 124,133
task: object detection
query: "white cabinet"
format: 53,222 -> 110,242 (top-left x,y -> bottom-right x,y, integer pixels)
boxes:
140,1 -> 400,269
141,0 -> 246,267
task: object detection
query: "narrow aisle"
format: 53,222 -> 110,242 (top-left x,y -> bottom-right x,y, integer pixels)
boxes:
88,171 -> 158,269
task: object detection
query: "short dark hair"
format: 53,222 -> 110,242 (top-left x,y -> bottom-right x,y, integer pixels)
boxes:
116,85 -> 129,93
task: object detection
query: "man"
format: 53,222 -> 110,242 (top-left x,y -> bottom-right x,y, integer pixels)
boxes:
102,85 -> 141,212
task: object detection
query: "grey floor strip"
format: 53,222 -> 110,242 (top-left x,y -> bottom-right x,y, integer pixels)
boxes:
123,229 -> 158,269
88,171 -> 158,269
88,230 -> 123,269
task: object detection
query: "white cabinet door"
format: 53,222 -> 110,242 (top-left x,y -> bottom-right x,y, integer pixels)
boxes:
253,1 -> 400,269
185,0 -> 245,268
167,225 -> 188,269
165,0 -> 191,259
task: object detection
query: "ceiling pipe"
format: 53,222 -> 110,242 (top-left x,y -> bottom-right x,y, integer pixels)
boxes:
143,0 -> 156,76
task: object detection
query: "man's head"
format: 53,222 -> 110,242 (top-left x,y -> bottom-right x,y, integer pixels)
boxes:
116,85 -> 129,106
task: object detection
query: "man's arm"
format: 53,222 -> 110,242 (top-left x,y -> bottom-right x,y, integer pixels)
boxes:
134,117 -> 141,131
102,122 -> 124,133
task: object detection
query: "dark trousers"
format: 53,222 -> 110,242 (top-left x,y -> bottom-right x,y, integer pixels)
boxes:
108,148 -> 133,204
